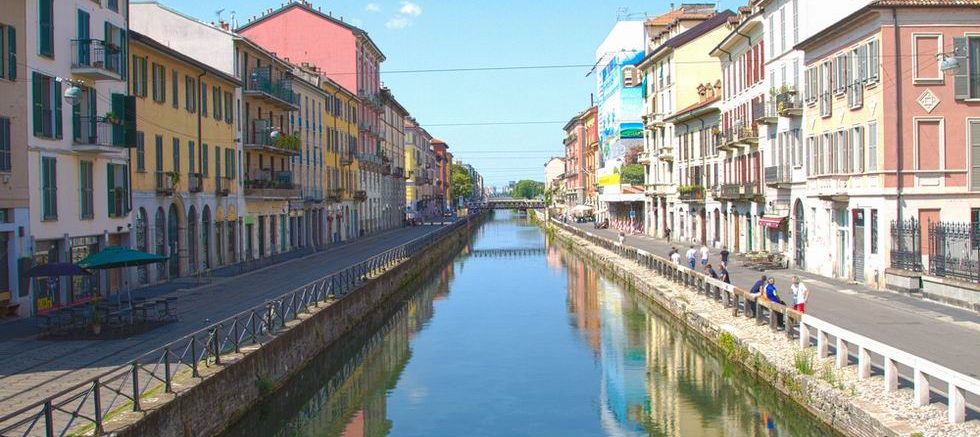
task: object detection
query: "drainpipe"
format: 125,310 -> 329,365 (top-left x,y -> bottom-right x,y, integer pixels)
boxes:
892,8 -> 905,252
197,71 -> 207,179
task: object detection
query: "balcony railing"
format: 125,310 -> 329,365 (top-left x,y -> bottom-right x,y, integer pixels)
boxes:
245,67 -> 297,109
393,167 -> 404,178
216,177 -> 231,196
716,182 -> 762,200
753,99 -> 778,125
644,112 -> 665,128
357,89 -> 385,111
187,173 -> 203,193
327,188 -> 344,202
304,188 -> 324,202
678,185 -> 705,202
764,165 -> 792,187
243,120 -> 300,156
656,145 -> 673,161
721,124 -> 759,148
72,116 -> 118,149
155,171 -> 174,196
71,39 -> 122,80
776,91 -> 802,117
354,190 -> 368,201
244,170 -> 301,199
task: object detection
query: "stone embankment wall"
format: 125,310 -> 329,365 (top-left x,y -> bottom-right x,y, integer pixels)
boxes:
117,218 -> 483,437
545,220 -> 978,437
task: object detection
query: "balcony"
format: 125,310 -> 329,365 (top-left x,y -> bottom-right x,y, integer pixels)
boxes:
340,154 -> 353,166
678,185 -> 705,203
753,99 -> 778,125
637,151 -> 652,164
358,89 -> 385,111
354,190 -> 368,201
776,91 -> 802,117
721,124 -> 759,150
155,171 -> 175,196
216,177 -> 231,196
187,173 -> 203,193
656,145 -> 674,161
304,188 -> 323,203
644,112 -> 665,128
808,175 -> 851,202
244,170 -> 301,200
244,67 -> 298,110
71,40 -> 122,80
72,116 -> 124,153
244,120 -> 301,156
327,188 -> 343,202
716,182 -> 763,201
764,165 -> 792,188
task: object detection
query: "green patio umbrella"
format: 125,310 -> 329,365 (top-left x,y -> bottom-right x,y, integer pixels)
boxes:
77,246 -> 167,269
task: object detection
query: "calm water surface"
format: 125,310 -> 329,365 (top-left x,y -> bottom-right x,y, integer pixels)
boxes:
222,211 -> 834,436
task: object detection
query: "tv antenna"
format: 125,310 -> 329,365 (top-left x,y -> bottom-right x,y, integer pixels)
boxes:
215,8 -> 225,21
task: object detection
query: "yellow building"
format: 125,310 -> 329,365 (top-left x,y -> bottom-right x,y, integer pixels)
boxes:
129,31 -> 242,284
319,74 -> 359,242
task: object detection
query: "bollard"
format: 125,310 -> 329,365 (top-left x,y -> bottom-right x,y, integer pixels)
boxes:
948,382 -> 965,423
132,363 -> 142,411
798,322 -> 810,348
817,330 -> 829,358
883,357 -> 898,392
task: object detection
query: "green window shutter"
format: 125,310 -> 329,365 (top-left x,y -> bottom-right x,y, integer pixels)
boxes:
111,93 -> 125,145
172,70 -> 178,108
215,146 -> 221,179
151,63 -> 158,101
122,165 -> 130,213
120,29 -> 127,81
72,99 -> 81,142
8,26 -> 16,80
160,66 -> 167,102
124,95 -> 137,146
53,80 -> 62,139
38,0 -> 52,57
131,55 -> 138,95
953,37 -> 969,100
202,143 -> 208,176
32,73 -> 42,136
140,58 -> 147,97
107,164 -> 115,216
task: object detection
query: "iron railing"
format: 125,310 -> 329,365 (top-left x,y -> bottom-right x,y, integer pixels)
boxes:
245,67 -> 297,107
70,39 -> 122,75
928,220 -> 979,282
0,216 -> 476,437
890,219 -> 922,272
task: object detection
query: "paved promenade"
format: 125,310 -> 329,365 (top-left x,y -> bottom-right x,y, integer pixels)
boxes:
0,224 -> 445,411
568,222 -> 980,380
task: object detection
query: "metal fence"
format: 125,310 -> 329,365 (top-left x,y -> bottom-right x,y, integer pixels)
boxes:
0,216 -> 475,437
890,219 -> 922,272
928,220 -> 980,282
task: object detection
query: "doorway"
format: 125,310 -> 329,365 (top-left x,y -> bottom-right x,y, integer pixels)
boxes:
794,200 -> 806,268
853,209 -> 865,282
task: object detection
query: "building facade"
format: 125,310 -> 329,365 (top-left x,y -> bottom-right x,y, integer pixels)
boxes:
431,139 -> 450,213
404,117 -> 435,220
563,110 -> 587,206
291,65 -> 328,250
582,107 -> 599,207
129,31 -> 242,284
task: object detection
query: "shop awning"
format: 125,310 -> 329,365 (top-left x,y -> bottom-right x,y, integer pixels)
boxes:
758,216 -> 787,229
78,246 -> 168,269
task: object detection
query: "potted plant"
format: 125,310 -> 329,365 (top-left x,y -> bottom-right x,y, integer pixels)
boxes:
89,297 -> 103,335
104,112 -> 121,124
166,170 -> 180,187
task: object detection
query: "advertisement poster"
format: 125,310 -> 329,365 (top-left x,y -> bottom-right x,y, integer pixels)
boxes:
597,50 -> 645,167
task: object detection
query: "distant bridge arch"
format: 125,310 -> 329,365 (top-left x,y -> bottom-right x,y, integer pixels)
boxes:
480,198 -> 545,210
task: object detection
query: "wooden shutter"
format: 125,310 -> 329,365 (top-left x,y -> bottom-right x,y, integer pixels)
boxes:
151,63 -> 159,101
5,26 -> 14,80
869,39 -> 879,82
953,37 -> 969,100
38,0 -> 52,57
971,121 -> 980,191
107,164 -> 115,215
111,93 -> 124,145
30,74 -> 42,136
124,95 -> 137,147
53,79 -> 62,139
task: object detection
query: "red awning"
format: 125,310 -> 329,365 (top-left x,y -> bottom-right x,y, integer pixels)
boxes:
758,216 -> 787,229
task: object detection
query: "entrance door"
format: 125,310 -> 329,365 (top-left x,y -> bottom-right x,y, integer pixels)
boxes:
794,201 -> 806,268
700,209 -> 707,244
258,216 -> 266,258
853,209 -> 865,282
733,213 -> 741,252
167,205 -> 180,278
918,209 -> 940,271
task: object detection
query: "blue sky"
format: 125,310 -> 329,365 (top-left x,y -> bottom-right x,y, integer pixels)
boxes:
162,0 -> 744,187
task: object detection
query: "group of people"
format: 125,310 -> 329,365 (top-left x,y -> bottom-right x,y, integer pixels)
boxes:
666,244 -> 810,319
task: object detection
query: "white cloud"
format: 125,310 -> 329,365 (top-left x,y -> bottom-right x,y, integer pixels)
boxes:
385,16 -> 410,29
365,3 -> 381,13
399,1 -> 422,16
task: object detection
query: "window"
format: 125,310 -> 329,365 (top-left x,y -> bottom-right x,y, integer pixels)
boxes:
819,62 -> 832,118
914,119 -> 942,171
41,156 -> 56,219
1,24 -> 16,80
202,143 -> 208,177
188,141 -> 195,175
38,0 -> 53,57
200,81 -> 208,118
0,117 -> 9,171
132,56 -> 147,97
792,0 -> 799,44
185,76 -> 196,113
223,91 -> 232,124
836,130 -> 848,173
32,72 -> 62,139
154,135 -> 163,172
108,0 -> 119,12
834,54 -> 847,95
135,131 -> 145,172
953,37 -> 980,100
848,48 -> 865,109
172,138 -> 180,173
171,70 -> 179,108
779,7 -> 786,54
224,148 -> 236,179
213,86 -> 221,120
912,34 -> 943,82
852,126 -> 865,173
214,145 -> 220,179
151,63 -> 166,103
867,122 -> 878,171
868,38 -> 880,84
79,161 -> 93,219
107,163 -> 129,217
806,136 -> 815,176
870,209 -> 879,254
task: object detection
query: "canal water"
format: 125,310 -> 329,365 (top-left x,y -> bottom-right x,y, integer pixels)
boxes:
221,211 -> 834,436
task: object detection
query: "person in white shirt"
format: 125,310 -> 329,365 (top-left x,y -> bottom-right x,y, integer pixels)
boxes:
791,275 -> 809,313
670,248 -> 681,265
699,244 -> 710,267
685,246 -> 697,269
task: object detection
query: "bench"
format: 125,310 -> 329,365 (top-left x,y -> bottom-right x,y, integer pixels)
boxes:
0,291 -> 21,317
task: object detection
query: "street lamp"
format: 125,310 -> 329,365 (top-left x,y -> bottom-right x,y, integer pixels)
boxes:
938,52 -> 960,72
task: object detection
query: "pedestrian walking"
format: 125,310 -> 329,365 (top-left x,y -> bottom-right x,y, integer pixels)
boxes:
719,262 -> 731,284
700,243 -> 710,267
720,246 -> 730,265
670,248 -> 681,265
664,227 -> 672,242
618,231 -> 625,246
685,245 -> 697,269
791,275 -> 809,313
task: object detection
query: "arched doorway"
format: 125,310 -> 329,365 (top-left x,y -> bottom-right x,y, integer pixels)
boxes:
202,206 -> 211,270
699,208 -> 707,245
187,206 -> 198,274
732,211 -> 741,253
135,208 -> 148,284
794,199 -> 806,268
155,208 -> 166,281
713,208 -> 721,244
167,204 -> 180,278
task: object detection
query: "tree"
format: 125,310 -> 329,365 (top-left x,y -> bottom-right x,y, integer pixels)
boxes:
621,164 -> 645,186
511,179 -> 545,199
451,164 -> 474,202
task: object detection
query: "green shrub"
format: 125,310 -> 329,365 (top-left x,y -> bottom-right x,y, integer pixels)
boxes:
794,349 -> 815,375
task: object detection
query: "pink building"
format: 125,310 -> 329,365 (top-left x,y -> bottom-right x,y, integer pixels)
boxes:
563,110 -> 589,206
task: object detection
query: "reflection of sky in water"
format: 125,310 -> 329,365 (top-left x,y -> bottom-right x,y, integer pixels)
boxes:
225,211 -> 834,437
